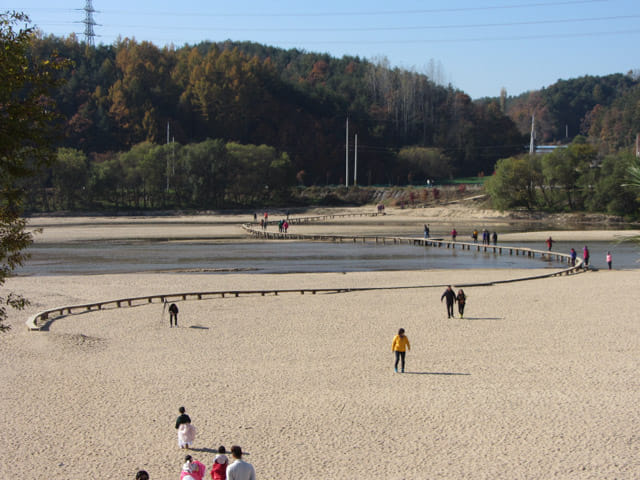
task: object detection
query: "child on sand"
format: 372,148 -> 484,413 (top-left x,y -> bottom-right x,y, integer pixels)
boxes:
176,406 -> 196,449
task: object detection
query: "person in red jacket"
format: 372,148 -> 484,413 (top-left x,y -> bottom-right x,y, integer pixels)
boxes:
211,446 -> 229,480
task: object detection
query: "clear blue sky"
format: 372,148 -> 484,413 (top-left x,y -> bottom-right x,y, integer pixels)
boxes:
10,0 -> 640,98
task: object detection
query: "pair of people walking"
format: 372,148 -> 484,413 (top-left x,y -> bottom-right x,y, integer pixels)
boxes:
441,285 -> 466,318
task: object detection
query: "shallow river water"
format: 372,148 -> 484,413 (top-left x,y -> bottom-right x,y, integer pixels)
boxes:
17,238 -> 639,276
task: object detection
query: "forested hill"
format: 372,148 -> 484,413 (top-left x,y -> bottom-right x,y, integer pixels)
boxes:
478,73 -> 640,151
31,35 -> 525,185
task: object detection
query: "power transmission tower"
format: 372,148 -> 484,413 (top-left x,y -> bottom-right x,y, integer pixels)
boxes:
81,0 -> 98,46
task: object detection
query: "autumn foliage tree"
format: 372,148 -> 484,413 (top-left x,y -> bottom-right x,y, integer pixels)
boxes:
0,12 -> 68,331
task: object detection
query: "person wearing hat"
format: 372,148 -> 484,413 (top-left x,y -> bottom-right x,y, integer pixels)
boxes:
211,446 -> 229,480
226,445 -> 255,480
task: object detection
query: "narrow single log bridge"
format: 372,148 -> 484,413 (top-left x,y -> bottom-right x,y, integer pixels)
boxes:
25,213 -> 584,331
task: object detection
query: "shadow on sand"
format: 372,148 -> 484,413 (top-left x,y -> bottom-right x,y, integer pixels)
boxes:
457,317 -> 502,321
402,371 -> 470,376
187,446 -> 218,454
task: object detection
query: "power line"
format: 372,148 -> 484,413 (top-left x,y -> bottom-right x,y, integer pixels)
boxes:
40,13 -> 640,33
13,0 -> 607,19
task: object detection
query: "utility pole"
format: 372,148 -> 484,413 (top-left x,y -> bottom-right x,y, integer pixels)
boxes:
529,115 -> 535,154
353,134 -> 358,186
345,117 -> 349,187
166,122 -> 170,192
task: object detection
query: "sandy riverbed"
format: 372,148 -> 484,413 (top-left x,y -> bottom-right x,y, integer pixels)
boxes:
1,207 -> 639,479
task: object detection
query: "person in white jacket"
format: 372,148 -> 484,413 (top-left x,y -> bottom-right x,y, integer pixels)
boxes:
226,445 -> 255,480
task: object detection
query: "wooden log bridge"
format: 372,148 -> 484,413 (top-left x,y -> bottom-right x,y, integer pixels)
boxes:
242,223 -> 582,270
25,216 -> 585,331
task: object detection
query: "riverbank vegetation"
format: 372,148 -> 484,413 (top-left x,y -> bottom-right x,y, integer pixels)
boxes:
485,137 -> 639,217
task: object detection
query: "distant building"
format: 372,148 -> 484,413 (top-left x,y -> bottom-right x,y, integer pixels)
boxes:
524,145 -> 568,155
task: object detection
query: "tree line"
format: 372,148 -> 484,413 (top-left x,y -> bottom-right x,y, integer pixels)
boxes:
22,141 -> 293,211
28,34 -> 526,193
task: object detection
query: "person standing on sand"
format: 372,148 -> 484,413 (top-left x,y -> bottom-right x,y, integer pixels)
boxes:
456,289 -> 467,318
211,446 -> 229,480
176,406 -> 196,449
606,251 -> 612,270
391,328 -> 410,373
583,245 -> 590,268
169,303 -> 179,327
226,446 -> 255,480
441,285 -> 457,318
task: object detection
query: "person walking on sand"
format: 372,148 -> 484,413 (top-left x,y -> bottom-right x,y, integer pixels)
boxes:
441,285 -> 457,318
226,446 -> 255,480
169,303 -> 179,327
606,251 -> 612,270
176,406 -> 196,449
181,455 -> 206,480
456,289 -> 467,318
391,328 -> 410,373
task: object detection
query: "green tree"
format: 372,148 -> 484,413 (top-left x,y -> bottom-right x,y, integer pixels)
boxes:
397,146 -> 453,181
485,155 -> 539,210
182,138 -> 228,208
0,12 -> 68,331
541,137 -> 597,210
587,151 -> 639,215
52,148 -> 89,209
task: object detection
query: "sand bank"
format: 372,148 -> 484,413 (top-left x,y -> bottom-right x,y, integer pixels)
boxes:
1,209 -> 638,479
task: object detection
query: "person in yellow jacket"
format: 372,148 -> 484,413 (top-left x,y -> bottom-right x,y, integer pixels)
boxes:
391,328 -> 410,373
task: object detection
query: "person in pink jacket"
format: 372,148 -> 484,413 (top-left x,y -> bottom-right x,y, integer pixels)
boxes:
181,455 -> 206,480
